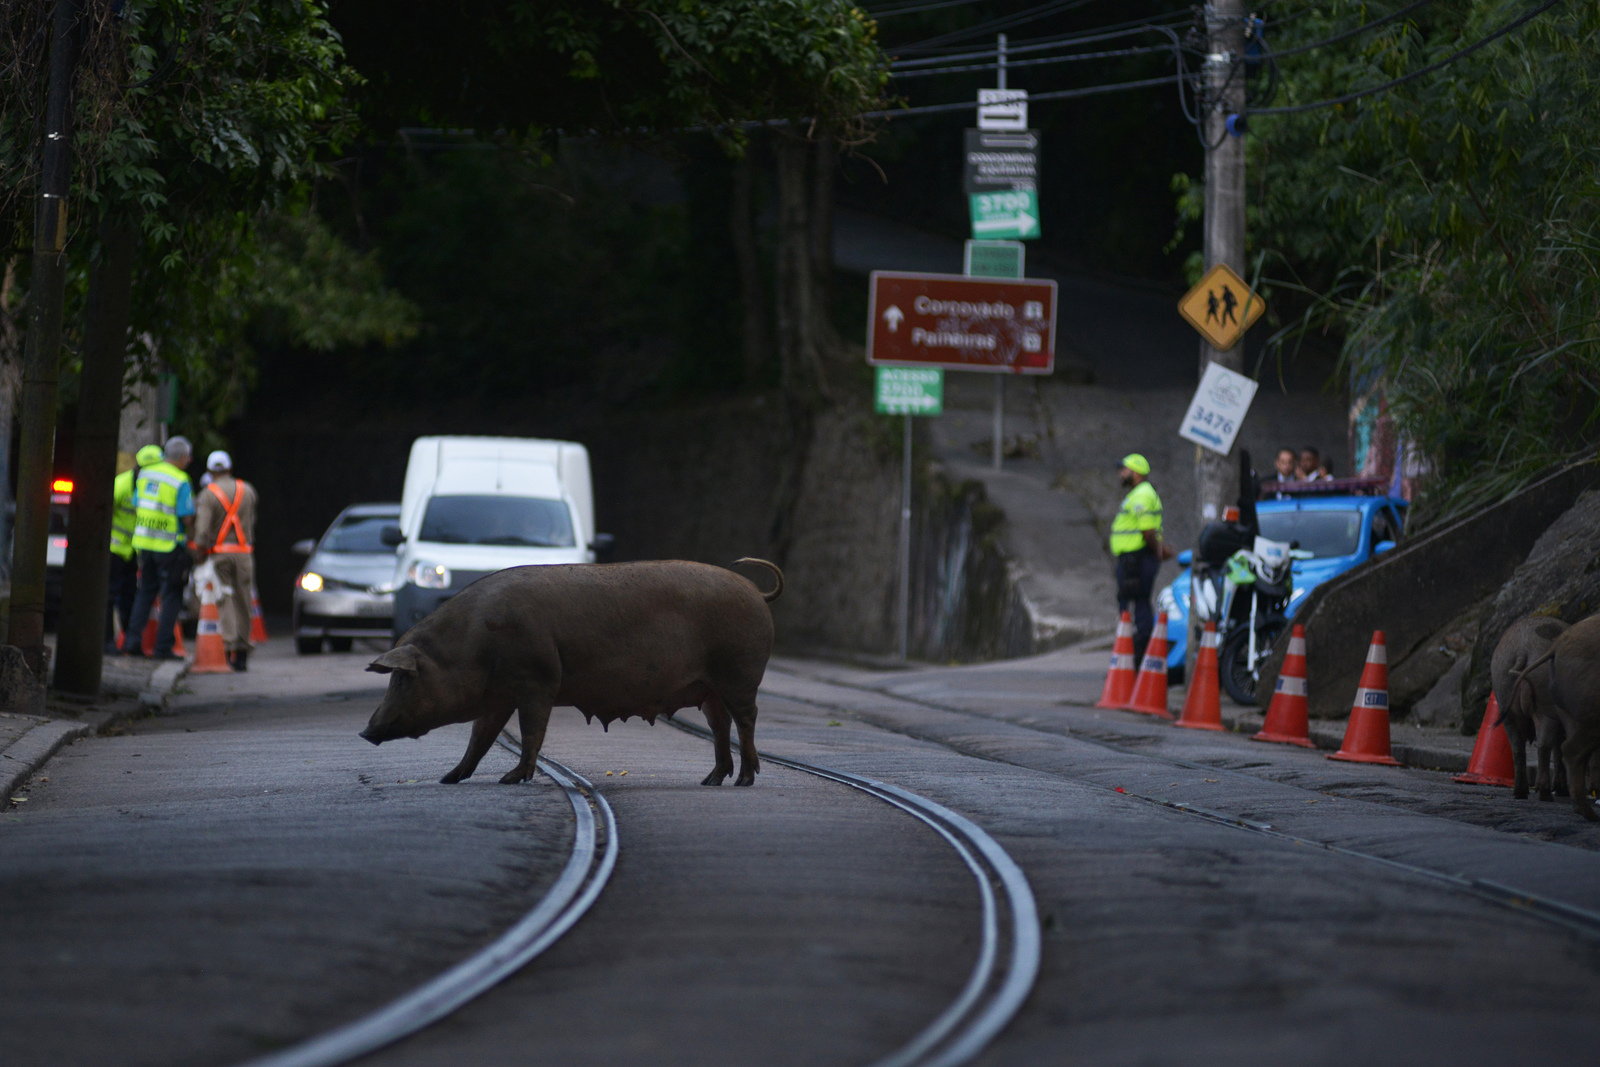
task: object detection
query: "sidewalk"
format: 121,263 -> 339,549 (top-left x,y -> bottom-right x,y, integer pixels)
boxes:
773,634 -> 1483,774
2,645 -> 190,805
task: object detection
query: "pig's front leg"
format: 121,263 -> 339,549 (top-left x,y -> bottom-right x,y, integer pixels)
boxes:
1506,718 -> 1530,799
442,704 -> 516,784
502,699 -> 553,784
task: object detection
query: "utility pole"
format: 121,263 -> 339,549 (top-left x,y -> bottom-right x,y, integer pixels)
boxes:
1195,1 -> 1247,525
9,0 -> 78,680
991,32 -> 1008,472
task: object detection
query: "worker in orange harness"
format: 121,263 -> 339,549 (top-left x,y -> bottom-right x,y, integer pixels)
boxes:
192,450 -> 259,672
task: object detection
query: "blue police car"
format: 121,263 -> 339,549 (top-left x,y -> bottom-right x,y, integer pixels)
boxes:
1156,483 -> 1408,702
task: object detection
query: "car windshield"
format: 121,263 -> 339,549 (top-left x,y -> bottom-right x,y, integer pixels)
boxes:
321,514 -> 400,553
419,495 -> 575,547
1258,509 -> 1362,558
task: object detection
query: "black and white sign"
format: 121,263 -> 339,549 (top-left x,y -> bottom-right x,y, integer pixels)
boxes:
977,88 -> 1028,131
963,129 -> 1040,194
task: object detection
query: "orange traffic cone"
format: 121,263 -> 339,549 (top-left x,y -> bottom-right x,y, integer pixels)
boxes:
1176,620 -> 1223,730
1453,694 -> 1516,787
1254,624 -> 1314,747
140,600 -> 186,657
1328,631 -> 1401,766
1095,611 -> 1139,709
190,569 -> 231,673
250,585 -> 269,643
1123,612 -> 1173,719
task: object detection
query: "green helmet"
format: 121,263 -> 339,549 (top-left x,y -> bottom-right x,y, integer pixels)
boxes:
135,444 -> 164,467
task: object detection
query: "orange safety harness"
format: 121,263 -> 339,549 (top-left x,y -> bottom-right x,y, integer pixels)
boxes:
205,480 -> 253,554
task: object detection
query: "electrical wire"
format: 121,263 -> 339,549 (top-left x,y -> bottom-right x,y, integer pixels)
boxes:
1251,0 -> 1564,116
891,20 -> 1193,67
1266,0 -> 1438,60
888,0 -> 1112,52
861,72 -> 1184,118
891,40 -> 1175,78
867,0 -> 1000,18
892,11 -> 1190,56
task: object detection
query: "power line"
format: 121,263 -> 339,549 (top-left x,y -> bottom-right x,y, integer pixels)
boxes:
890,19 -> 1191,67
862,72 -> 1184,118
1251,0 -> 1564,116
891,40 -> 1175,78
889,0 -> 1109,52
1267,0 -> 1439,61
867,0 -> 996,19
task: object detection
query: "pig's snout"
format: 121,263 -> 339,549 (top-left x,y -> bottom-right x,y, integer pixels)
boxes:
359,725 -> 385,745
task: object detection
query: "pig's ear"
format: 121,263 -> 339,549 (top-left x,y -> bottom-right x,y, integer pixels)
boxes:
367,645 -> 422,675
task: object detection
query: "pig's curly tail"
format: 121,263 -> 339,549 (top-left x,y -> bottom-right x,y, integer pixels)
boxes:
733,558 -> 784,602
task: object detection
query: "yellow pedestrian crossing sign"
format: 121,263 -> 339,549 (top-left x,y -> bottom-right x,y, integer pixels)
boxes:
1178,264 -> 1265,351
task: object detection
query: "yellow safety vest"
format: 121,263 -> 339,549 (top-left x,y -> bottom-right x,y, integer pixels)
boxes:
132,461 -> 187,553
1110,480 -> 1163,555
111,468 -> 136,560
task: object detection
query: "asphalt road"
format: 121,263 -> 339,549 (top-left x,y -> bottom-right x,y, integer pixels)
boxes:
4,638 -> 1600,1066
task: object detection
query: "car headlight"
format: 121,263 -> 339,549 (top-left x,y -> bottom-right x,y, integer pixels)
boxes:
408,560 -> 451,589
299,572 -> 324,593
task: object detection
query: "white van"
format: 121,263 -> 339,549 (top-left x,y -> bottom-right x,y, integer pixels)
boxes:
382,436 -> 611,640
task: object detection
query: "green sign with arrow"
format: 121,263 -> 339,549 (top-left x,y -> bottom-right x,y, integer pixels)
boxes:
969,190 -> 1039,240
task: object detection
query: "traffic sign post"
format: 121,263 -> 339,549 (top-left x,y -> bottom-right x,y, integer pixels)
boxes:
964,240 -> 1024,279
969,190 -> 1039,240
875,366 -> 943,415
1178,263 -> 1265,355
963,129 -> 1039,195
867,271 -> 1056,374
1179,361 -> 1259,456
977,87 -> 1028,130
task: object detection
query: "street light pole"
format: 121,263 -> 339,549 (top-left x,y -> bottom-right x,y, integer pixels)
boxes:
9,0 -> 79,679
899,413 -> 912,661
1195,0 -> 1248,526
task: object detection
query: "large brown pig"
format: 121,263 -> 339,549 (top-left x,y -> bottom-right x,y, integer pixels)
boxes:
360,558 -> 782,787
1513,613 -> 1600,822
1491,615 -> 1570,801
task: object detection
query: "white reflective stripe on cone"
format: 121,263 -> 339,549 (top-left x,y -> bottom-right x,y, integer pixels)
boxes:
1353,687 -> 1389,709
1200,630 -> 1219,649
1275,674 -> 1307,696
1287,635 -> 1306,655
1140,656 -> 1164,673
1111,653 -> 1135,671
1366,642 -> 1387,664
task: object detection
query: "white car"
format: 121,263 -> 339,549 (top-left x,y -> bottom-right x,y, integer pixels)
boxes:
384,436 -> 611,643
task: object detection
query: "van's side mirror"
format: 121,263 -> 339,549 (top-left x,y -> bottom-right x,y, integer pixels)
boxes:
1374,540 -> 1396,555
380,525 -> 405,547
1176,549 -> 1193,567
291,538 -> 316,556
590,533 -> 615,558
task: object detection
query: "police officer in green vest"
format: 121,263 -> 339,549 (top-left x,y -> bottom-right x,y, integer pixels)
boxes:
106,444 -> 164,652
1111,453 -> 1175,663
124,437 -> 197,659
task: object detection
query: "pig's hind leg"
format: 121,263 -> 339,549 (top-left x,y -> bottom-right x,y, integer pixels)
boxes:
700,695 -> 735,786
729,699 -> 761,787
502,699 -> 554,784
442,704 -> 516,784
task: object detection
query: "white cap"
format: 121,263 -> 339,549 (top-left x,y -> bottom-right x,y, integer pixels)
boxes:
206,450 -> 232,472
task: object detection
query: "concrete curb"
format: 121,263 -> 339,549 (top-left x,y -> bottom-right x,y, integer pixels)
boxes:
2,719 -> 93,802
3,660 -> 193,803
1213,710 -> 1475,773
139,660 -> 190,711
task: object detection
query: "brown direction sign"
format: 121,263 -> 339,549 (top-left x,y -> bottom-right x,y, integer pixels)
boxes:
1178,263 -> 1266,351
867,271 -> 1057,375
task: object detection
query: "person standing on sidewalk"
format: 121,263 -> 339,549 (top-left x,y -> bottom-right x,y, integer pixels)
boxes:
107,444 -> 165,652
124,437 -> 196,661
1109,453 -> 1176,663
192,450 -> 257,672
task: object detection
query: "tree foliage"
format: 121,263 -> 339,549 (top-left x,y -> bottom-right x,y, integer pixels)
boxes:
1247,0 -> 1600,525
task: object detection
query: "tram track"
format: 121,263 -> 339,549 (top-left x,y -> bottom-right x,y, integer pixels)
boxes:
759,667 -> 1600,943
237,753 -> 616,1067
664,717 -> 1041,1067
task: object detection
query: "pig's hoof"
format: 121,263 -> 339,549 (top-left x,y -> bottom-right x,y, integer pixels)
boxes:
701,770 -> 728,786
735,774 -> 755,787
440,769 -> 468,784
500,767 -> 533,784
